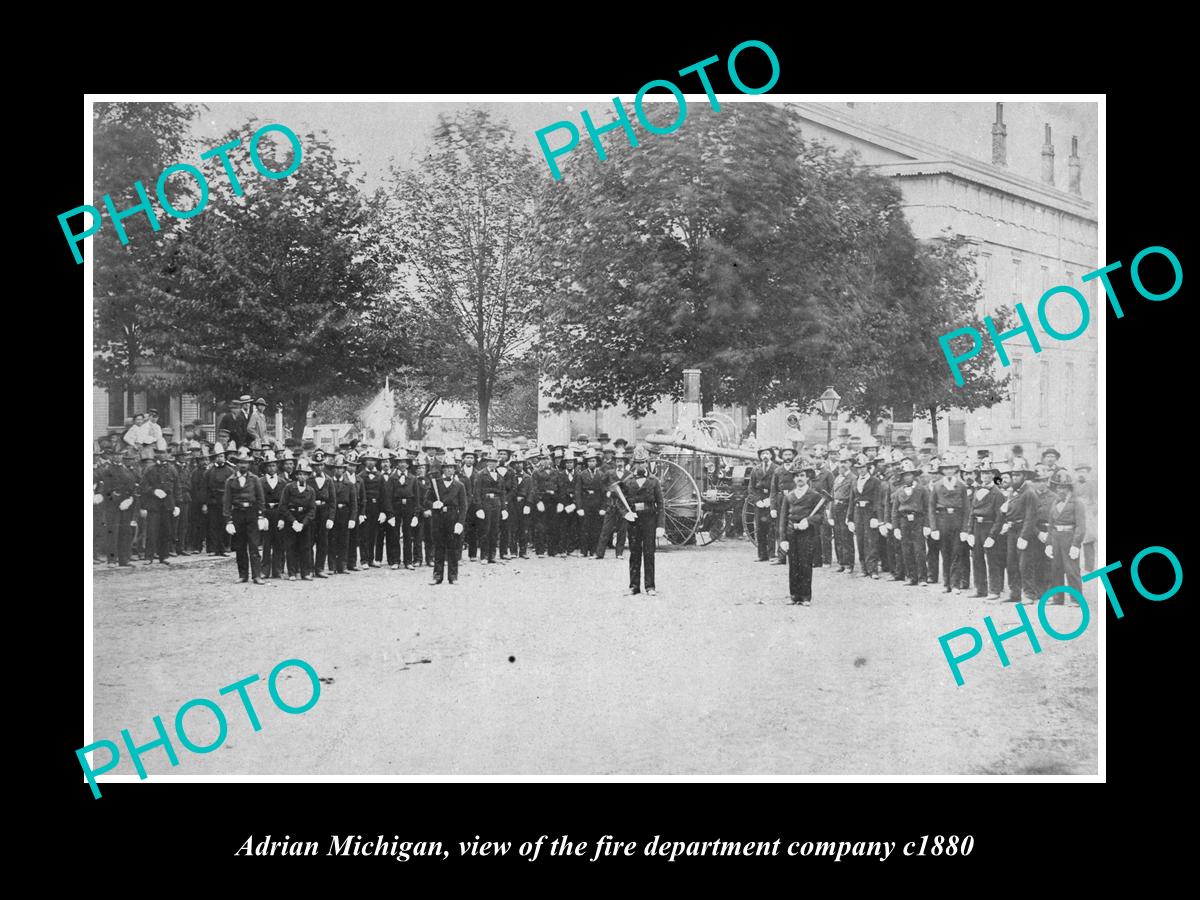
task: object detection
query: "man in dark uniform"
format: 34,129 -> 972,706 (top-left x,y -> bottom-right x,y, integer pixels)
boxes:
578,449 -> 605,557
623,446 -> 666,596
927,454 -> 969,594
458,448 -> 481,561
308,450 -> 335,579
222,448 -> 265,584
809,446 -> 835,567
848,455 -> 884,579
1046,469 -> 1087,603
140,447 -> 178,566
204,445 -> 235,556
260,452 -> 288,579
357,449 -> 385,569
171,449 -> 191,555
749,447 -> 777,562
830,450 -> 855,573
559,450 -> 581,556
1003,461 -> 1039,603
891,459 -> 929,586
187,447 -> 207,552
384,453 -> 420,569
1030,466 -> 1056,598
327,455 -> 358,574
595,448 -> 630,559
1074,463 -> 1097,572
531,450 -> 559,558
507,451 -> 532,559
472,451 -> 506,564
282,459 -> 317,580
967,460 -> 1006,599
425,453 -> 467,585
103,448 -> 140,567
779,465 -> 826,605
769,447 -> 796,566
494,447 -> 518,560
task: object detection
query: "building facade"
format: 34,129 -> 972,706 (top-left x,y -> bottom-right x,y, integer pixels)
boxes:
539,101 -> 1099,468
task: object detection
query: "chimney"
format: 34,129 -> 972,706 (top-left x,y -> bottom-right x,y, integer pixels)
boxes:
991,102 -> 1007,166
1068,135 -> 1081,195
681,368 -> 702,427
1041,123 -> 1055,186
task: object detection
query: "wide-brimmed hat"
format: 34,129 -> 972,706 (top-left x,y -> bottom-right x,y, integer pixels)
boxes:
632,445 -> 650,463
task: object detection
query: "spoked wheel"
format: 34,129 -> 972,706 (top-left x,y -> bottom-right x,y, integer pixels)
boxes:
742,496 -> 758,544
649,458 -> 702,546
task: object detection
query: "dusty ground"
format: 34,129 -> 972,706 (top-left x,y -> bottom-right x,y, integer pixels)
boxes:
89,541 -> 1097,777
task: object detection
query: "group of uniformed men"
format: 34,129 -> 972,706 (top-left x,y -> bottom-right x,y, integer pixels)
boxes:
747,440 -> 1096,607
93,432 -> 668,595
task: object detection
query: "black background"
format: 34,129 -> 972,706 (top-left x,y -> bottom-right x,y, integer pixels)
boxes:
53,26 -> 1187,885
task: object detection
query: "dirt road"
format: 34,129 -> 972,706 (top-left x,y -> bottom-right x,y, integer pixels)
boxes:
90,542 -> 1097,776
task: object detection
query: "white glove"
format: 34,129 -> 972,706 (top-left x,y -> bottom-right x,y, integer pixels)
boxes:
201,504 -> 207,513
93,494 -> 104,505
1001,522 -> 1012,534
1038,531 -> 1049,543
576,508 -> 585,517
410,517 -> 418,528
523,506 -> 531,515
326,519 -> 334,530
756,499 -> 767,508
959,532 -> 969,543
225,522 -> 236,535
922,526 -> 931,538
966,534 -> 976,548
139,509 -> 148,518
1000,501 -> 1009,514
656,527 -> 666,539
277,519 -> 286,531
358,514 -> 366,523
421,510 -> 430,519
1069,545 -> 1080,560
779,540 -> 788,553
432,501 -> 443,510
387,517 -> 396,527
501,510 -> 509,520
798,519 -> 810,531
624,511 -> 637,523
292,521 -> 304,533
847,521 -> 855,534
565,503 -> 576,513
770,509 -> 778,519
536,501 -> 545,512
257,517 -> 268,531
154,489 -> 167,500
869,517 -> 879,529
1044,544 -> 1054,559
453,522 -> 463,535
476,509 -> 486,520
348,519 -> 356,529
983,537 -> 995,549
378,512 -> 387,524
894,528 -> 902,540
930,530 -> 940,541
119,498 -> 133,511
172,507 -> 180,517
879,524 -> 889,537
556,503 -> 564,513
1017,537 -> 1028,550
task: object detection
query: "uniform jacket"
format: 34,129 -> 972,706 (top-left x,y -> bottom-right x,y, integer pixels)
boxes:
458,466 -> 479,505
359,469 -> 385,508
141,462 -> 178,510
831,470 -> 854,502
927,477 -> 969,530
281,481 -> 316,527
222,471 -> 264,520
578,468 -> 606,507
770,466 -> 796,511
472,469 -> 507,505
261,472 -> 289,511
780,484 -> 825,528
749,462 -> 776,508
384,470 -> 421,517
424,475 -> 468,523
850,474 -> 885,521
332,475 -> 359,520
621,474 -> 666,529
891,482 -> 930,527
103,463 -> 139,504
557,469 -> 579,505
531,468 -> 560,503
309,472 -> 336,517
206,463 -> 236,504
174,465 -> 192,503
1048,493 -> 1087,547
967,485 -> 1005,539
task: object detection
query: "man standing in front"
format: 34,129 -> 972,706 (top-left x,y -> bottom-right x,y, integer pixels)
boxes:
848,455 -> 884,579
204,445 -> 234,556
1002,461 -> 1039,604
769,447 -> 797,567
779,465 -> 824,605
328,455 -> 358,575
927,454 -> 969,595
223,448 -> 265,584
623,446 -> 667,596
830,449 -> 855,573
1046,469 -> 1087,603
891,459 -> 929,587
749,447 -> 777,562
140,447 -> 178,566
967,460 -> 1006,600
309,450 -> 335,579
472,451 -> 506,564
282,460 -> 317,581
260,452 -> 288,579
357,449 -> 385,569
425,454 -> 467,585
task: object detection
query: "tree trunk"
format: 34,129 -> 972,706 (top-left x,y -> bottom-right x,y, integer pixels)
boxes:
287,393 -> 311,444
928,405 -> 940,447
477,381 -> 490,439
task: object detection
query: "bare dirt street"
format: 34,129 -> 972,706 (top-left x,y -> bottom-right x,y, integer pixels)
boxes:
90,542 -> 1097,777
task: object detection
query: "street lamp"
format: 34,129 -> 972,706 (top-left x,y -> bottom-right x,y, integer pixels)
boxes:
818,387 -> 841,448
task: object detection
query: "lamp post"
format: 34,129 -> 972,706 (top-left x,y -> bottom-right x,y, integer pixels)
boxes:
818,387 -> 841,448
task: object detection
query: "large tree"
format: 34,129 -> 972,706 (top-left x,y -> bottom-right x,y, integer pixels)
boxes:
535,101 -> 909,416
92,102 -> 197,397
379,109 -> 543,439
153,126 -> 401,437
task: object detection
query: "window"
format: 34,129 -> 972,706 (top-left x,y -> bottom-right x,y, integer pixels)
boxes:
979,252 -> 992,312
949,418 -> 967,446
1011,358 -> 1023,422
1011,257 -> 1022,302
1039,360 -> 1051,421
1065,362 -> 1075,423
108,389 -> 125,427
1087,362 -> 1097,424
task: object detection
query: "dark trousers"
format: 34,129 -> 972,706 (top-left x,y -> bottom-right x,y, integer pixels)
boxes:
558,508 -> 577,554
421,516 -> 433,565
926,533 -> 940,582
359,500 -> 381,565
596,506 -> 627,558
534,500 -> 558,555
432,512 -> 461,581
189,502 -> 206,551
105,500 -> 135,564
1033,528 -> 1052,595
375,519 -> 390,564
833,501 -> 854,568
479,497 -> 501,561
510,506 -> 531,556
627,513 -> 657,591
755,504 -> 773,561
852,507 -> 878,574
1049,530 -> 1084,594
231,509 -> 262,579
287,524 -> 313,577
971,522 -> 1003,595
1005,526 -> 1037,601
817,515 -> 833,565
207,502 -> 226,554
313,510 -> 331,573
900,517 -> 928,583
395,502 -> 418,565
787,525 -> 815,600
145,506 -> 172,562
464,504 -> 481,559
262,509 -> 285,577
330,508 -> 350,573
582,503 -> 603,556
1083,540 -> 1096,573
174,500 -> 189,552
878,521 -> 893,572
935,513 -> 963,588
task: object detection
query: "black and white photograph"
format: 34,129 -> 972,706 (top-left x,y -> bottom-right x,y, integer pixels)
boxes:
84,94 -> 1101,786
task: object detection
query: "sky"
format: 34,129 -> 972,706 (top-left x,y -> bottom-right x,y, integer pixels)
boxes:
191,99 -> 1099,203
